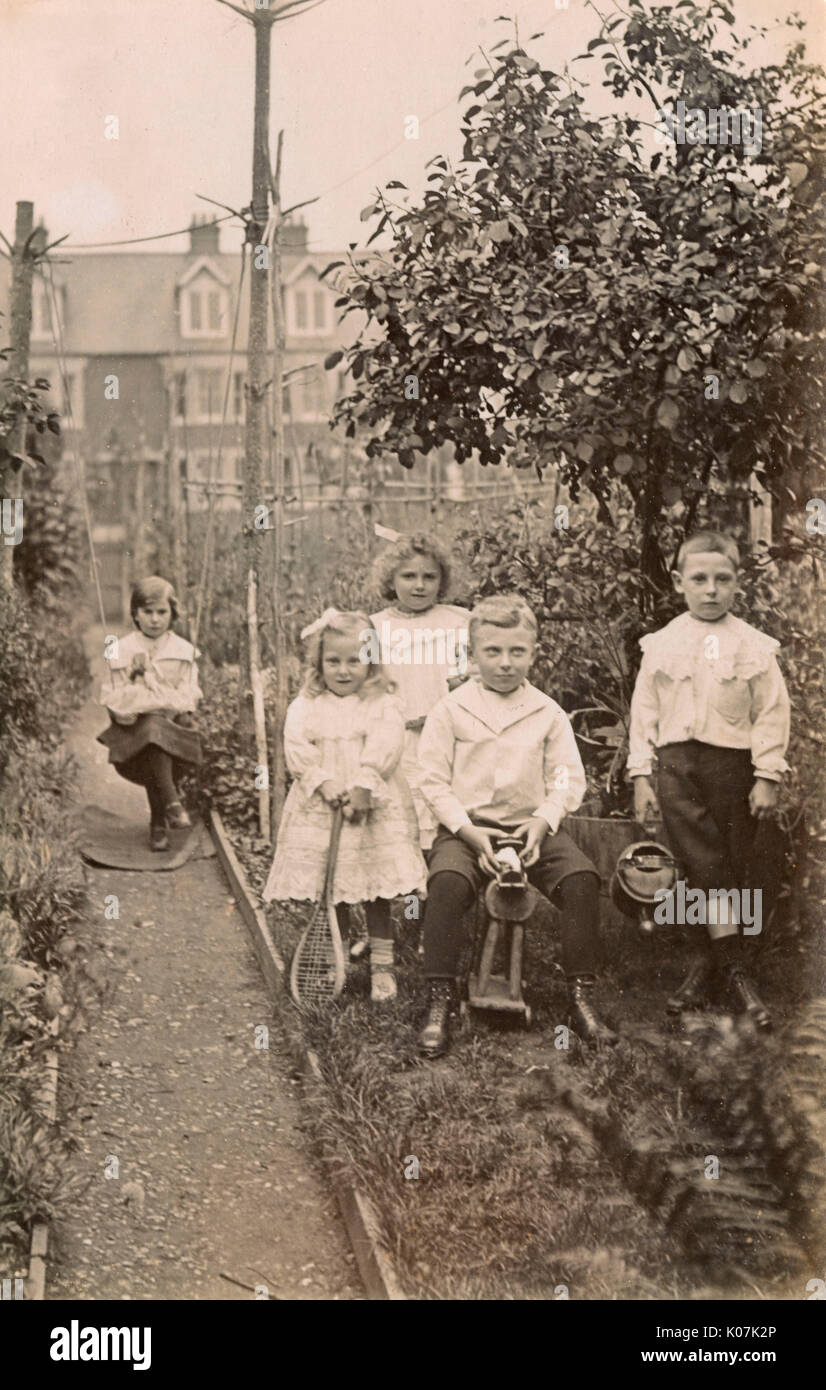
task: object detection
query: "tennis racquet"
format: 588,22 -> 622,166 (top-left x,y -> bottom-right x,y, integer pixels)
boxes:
290,806 -> 346,1007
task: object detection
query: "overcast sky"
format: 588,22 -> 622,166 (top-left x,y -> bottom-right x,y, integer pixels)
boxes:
1,0 -> 822,257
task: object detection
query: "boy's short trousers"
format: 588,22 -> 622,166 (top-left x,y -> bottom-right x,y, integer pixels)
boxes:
426,823 -> 598,900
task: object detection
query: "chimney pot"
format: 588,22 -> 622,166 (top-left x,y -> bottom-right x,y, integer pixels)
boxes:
189,215 -> 220,254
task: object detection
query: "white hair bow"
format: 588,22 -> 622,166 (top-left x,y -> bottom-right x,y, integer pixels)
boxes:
374,523 -> 401,542
300,607 -> 341,640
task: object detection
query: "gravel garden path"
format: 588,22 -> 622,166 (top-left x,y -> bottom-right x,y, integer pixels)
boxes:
47,630 -> 360,1301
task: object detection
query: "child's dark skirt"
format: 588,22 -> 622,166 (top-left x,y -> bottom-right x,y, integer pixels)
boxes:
97,712 -> 202,787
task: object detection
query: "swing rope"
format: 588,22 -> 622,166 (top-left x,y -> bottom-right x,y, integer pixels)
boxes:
42,261 -> 114,685
192,242 -> 248,650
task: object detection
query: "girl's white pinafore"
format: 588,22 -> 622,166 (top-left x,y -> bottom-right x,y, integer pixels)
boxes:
370,604 -> 471,849
263,689 -> 427,905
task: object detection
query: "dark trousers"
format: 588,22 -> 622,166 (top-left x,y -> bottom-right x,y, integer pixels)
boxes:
657,741 -> 760,962
422,826 -> 600,979
657,742 -> 756,894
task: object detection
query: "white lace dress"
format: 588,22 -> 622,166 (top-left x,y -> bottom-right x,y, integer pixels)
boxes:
370,603 -> 471,848
262,690 -> 428,905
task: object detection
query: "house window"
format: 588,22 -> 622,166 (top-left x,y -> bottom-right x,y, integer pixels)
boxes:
290,285 -> 330,336
182,285 -> 228,338
233,372 -> 245,421
194,368 -> 223,420
174,372 -> 187,419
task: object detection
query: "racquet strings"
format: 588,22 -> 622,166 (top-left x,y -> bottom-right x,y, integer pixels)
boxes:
290,807 -> 344,1005
291,899 -> 340,1002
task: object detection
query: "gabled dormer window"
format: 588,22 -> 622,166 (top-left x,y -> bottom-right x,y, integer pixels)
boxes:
178,257 -> 231,339
182,286 -> 227,338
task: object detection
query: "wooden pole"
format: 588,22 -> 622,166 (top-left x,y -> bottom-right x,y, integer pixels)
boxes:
239,5 -> 276,735
269,129 -> 289,839
0,201 -> 35,590
213,0 -> 325,775
166,374 -> 185,620
247,569 -> 271,842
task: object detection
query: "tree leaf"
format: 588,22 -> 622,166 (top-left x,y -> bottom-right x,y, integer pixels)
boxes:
324,350 -> 344,370
785,161 -> 809,188
729,381 -> 748,404
487,219 -> 512,243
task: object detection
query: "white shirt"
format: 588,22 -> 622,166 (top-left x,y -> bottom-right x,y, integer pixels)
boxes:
418,677 -> 587,834
100,629 -> 202,722
627,611 -> 790,781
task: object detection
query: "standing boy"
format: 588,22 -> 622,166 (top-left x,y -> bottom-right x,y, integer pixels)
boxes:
628,530 -> 790,1027
416,594 -> 616,1058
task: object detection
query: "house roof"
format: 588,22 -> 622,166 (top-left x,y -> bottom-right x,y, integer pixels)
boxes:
0,248 -> 352,356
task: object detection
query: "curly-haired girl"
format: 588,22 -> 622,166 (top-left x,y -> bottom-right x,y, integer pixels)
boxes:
371,532 -> 470,850
262,609 -> 426,1001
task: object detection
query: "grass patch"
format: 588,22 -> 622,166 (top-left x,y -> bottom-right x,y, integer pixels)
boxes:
207,748 -> 825,1298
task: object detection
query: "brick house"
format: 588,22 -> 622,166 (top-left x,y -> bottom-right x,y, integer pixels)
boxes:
0,215 -> 362,614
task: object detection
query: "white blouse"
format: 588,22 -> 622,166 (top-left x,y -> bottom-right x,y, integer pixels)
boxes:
100,629 -> 202,724
627,612 -> 790,781
283,690 -> 406,803
370,603 -> 471,721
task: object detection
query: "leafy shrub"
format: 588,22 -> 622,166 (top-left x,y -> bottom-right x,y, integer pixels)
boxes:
0,745 -> 88,969
14,456 -> 84,609
0,584 -> 90,776
181,663 -> 262,835
0,585 -> 50,757
0,561 -> 90,1265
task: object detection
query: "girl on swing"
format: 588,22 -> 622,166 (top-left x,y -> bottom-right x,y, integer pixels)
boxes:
97,576 -> 202,851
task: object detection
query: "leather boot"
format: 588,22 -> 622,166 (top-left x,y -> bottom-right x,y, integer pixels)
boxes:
666,955 -> 712,1016
567,975 -> 618,1047
728,966 -> 771,1030
417,979 -> 454,1058
149,822 -> 169,852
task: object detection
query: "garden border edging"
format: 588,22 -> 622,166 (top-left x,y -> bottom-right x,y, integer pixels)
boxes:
25,1024 -> 60,1301
208,808 -> 408,1302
